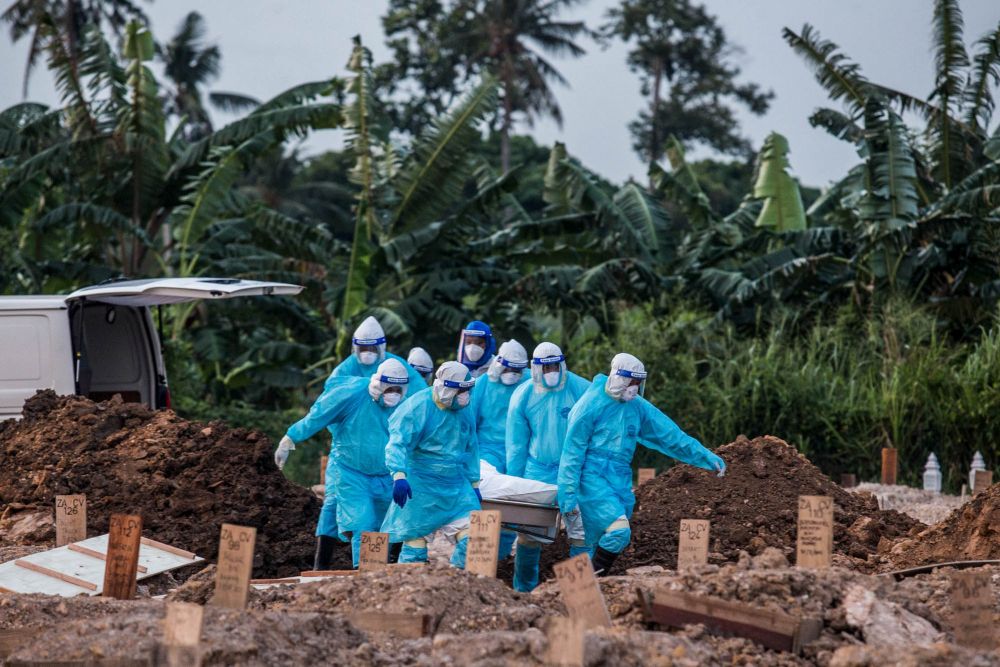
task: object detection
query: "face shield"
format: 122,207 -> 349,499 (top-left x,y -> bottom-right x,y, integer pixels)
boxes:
605,353 -> 647,402
530,342 -> 567,392
352,316 -> 387,367
487,339 -> 529,384
457,321 -> 495,370
369,359 -> 410,407
407,346 -> 434,382
433,361 -> 475,409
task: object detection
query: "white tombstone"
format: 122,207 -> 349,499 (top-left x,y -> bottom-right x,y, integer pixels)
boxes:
923,453 -> 942,494
970,451 -> 986,492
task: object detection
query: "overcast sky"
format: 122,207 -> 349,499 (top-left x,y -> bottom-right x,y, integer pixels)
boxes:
2,0 -> 999,188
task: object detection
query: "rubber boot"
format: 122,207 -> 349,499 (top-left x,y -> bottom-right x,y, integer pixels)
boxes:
449,536 -> 469,568
591,545 -> 618,577
399,544 -> 428,563
313,535 -> 337,571
350,533 -> 362,569
498,530 -> 517,561
388,542 -> 403,564
568,543 -> 591,558
513,544 -> 542,592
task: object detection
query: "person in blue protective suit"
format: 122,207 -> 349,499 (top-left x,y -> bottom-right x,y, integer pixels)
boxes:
558,353 -> 726,576
457,320 -> 496,378
407,347 -> 435,383
505,341 -> 591,592
380,361 -> 482,565
278,358 -> 411,569
324,316 -> 427,389
472,339 -> 530,473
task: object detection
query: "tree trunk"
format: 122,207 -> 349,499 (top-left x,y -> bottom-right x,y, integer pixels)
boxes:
500,63 -> 513,174
650,59 -> 663,164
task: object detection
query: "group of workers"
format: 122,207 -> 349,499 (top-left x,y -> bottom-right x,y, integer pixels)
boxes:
274,316 -> 726,591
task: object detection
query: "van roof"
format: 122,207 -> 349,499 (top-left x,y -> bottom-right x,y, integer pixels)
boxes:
0,295 -> 68,311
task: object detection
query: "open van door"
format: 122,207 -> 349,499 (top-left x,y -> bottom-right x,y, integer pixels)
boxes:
65,278 -> 304,409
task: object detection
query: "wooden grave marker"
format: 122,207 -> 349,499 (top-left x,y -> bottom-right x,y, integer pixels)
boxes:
677,519 -> 710,569
796,496 -> 833,569
160,601 -> 204,667
545,616 -> 586,667
880,448 -> 898,485
974,470 -> 993,495
213,523 -> 256,609
320,455 -> 328,486
839,474 -> 857,488
358,531 -> 390,571
465,510 -> 502,577
54,495 -> 87,547
552,553 -> 611,629
949,570 -> 996,650
636,468 -> 656,486
102,514 -> 142,599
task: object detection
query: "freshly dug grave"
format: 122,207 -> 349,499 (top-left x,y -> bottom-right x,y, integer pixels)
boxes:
0,391 -> 350,577
888,482 -> 1000,569
613,435 -> 922,574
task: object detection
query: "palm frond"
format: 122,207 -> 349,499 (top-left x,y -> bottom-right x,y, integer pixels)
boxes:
782,25 -> 870,114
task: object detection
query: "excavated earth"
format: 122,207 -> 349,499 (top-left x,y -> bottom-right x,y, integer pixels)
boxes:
0,391 -> 350,577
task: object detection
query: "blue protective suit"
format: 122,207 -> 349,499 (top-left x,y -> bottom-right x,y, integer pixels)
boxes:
286,376 -> 397,561
326,351 -> 427,390
505,371 -> 590,484
557,374 -> 723,550
471,372 -> 528,473
458,320 -> 496,376
380,386 -> 481,542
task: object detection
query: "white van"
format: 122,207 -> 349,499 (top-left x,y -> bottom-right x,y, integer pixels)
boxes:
0,277 -> 303,420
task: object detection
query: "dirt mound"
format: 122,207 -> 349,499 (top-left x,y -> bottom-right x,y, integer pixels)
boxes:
887,482 -> 1000,569
0,391 -> 350,576
613,435 -> 921,573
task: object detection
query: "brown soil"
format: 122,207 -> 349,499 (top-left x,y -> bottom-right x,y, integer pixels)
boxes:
613,435 -> 922,574
887,482 -> 1000,569
0,391 -> 350,577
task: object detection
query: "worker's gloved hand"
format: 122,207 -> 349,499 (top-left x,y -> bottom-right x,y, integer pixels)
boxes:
558,491 -> 578,517
392,478 -> 412,508
274,435 -> 295,470
707,452 -> 726,477
474,487 -> 483,503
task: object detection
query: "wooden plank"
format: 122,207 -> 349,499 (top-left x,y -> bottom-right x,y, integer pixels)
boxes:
647,589 -> 820,654
465,510 -> 502,577
950,571 -> 996,650
974,470 -> 993,495
545,616 -> 586,667
140,537 -> 196,560
212,524 -> 256,610
67,543 -> 148,573
102,514 -> 143,600
300,570 -> 358,577
358,532 -> 390,572
796,496 -> 833,569
839,474 -> 857,488
677,519 -> 710,569
159,602 -> 203,667
346,612 -> 433,638
250,577 -> 300,585
636,468 -> 656,486
0,627 -> 46,658
54,495 -> 87,547
14,559 -> 97,592
880,448 -> 898,485
552,554 -> 611,629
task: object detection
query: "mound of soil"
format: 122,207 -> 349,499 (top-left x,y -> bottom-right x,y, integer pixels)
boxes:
0,391 -> 350,576
613,435 -> 922,573
887,482 -> 1000,569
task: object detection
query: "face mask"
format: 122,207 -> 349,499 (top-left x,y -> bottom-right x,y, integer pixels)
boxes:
382,392 -> 402,408
464,344 -> 485,362
500,372 -> 520,386
543,371 -> 560,388
455,391 -> 471,408
622,385 -> 640,402
358,351 -> 378,366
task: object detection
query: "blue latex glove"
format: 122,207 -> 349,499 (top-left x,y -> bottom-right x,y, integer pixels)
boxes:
474,487 -> 482,503
392,478 -> 412,508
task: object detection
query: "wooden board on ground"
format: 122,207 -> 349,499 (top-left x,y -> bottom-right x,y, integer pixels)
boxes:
950,570 -> 996,650
974,470 -> 993,495
54,495 -> 86,547
839,474 -> 857,488
213,523 -> 256,609
358,532 -> 390,571
0,628 -> 46,659
465,510 -> 502,577
643,588 -> 822,654
159,601 -> 204,667
552,553 -> 611,629
102,514 -> 142,600
881,448 -> 898,485
320,455 -> 328,486
636,468 -> 656,486
796,496 -> 833,569
545,616 -> 586,667
677,519 -> 710,569
346,612 -> 433,638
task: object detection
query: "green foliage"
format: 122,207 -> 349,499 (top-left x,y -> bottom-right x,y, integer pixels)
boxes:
752,132 -> 806,232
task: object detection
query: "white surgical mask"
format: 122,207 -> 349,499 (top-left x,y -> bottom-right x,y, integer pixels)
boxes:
500,372 -> 520,386
455,391 -> 471,408
382,392 -> 402,407
623,385 -> 639,402
358,351 -> 378,366
464,344 -> 485,362
543,371 -> 560,388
